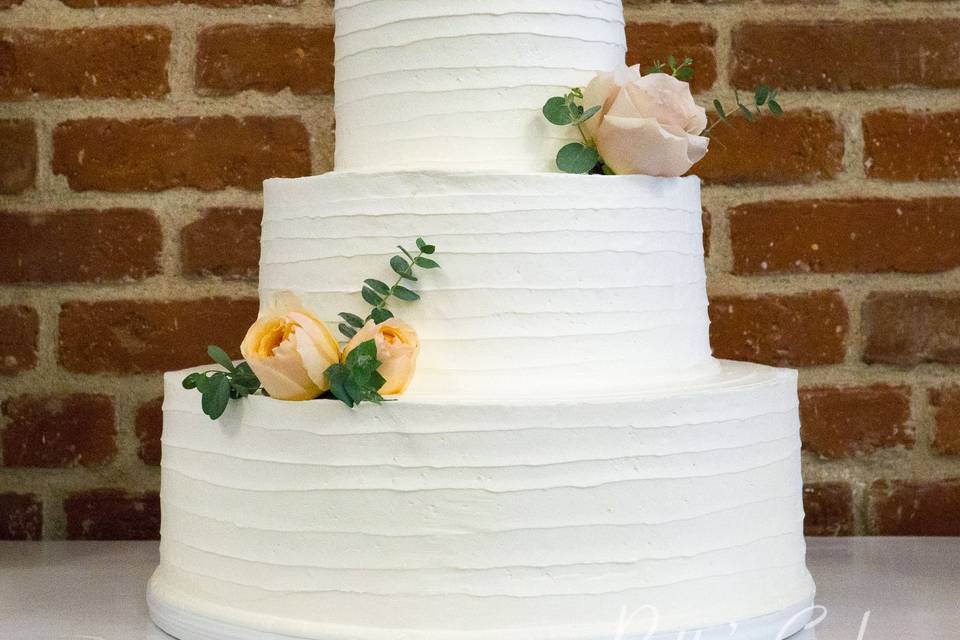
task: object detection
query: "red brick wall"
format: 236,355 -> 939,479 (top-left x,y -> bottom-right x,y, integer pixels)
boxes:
2,0 -> 960,539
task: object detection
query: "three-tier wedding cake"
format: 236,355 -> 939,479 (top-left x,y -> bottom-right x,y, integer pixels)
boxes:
148,1 -> 816,638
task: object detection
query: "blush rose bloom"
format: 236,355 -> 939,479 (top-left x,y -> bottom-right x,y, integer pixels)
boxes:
581,65 -> 709,177
240,292 -> 341,401
342,319 -> 420,395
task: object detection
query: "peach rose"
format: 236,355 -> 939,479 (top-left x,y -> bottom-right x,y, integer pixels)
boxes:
240,292 -> 341,401
582,65 -> 709,177
342,319 -> 420,395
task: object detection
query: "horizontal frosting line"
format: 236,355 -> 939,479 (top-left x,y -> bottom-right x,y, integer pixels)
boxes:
260,249 -> 703,266
335,12 -> 625,41
336,0 -> 623,11
261,208 -> 702,223
161,526 -> 802,576
158,450 -> 798,496
334,64 -> 613,88
161,407 -> 798,442
336,33 -> 624,64
159,492 -> 802,539
160,555 -> 807,600
161,436 -> 796,493
259,282 -> 706,294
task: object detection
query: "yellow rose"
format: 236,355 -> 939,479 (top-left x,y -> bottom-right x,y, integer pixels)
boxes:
240,292 -> 340,401
342,319 -> 420,395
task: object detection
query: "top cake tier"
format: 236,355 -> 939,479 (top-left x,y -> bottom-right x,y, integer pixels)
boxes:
334,0 -> 627,173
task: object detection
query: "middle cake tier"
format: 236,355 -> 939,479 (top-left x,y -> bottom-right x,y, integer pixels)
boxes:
260,172 -> 715,395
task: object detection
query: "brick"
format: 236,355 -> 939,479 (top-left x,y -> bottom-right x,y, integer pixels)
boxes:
197,25 -> 334,95
0,305 -> 38,375
863,293 -> 960,366
800,386 -> 913,459
696,110 -> 843,184
64,489 -> 159,540
59,297 -> 259,374
625,22 -> 717,93
732,21 -> 960,91
0,493 -> 41,540
0,209 -> 161,284
730,199 -> 960,275
52,116 -> 310,192
0,27 -> 170,100
62,0 -> 298,6
872,479 -> 960,536
928,388 -> 960,455
1,394 -> 116,468
135,397 -> 163,466
0,119 -> 36,194
0,0 -> 25,7
803,482 -> 854,536
709,291 -> 849,366
863,110 -> 960,181
182,208 -> 262,279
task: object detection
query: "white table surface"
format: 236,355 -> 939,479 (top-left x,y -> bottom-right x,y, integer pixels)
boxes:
1,537 -> 957,640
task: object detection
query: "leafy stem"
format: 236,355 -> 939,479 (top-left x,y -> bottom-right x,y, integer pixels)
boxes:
182,345 -> 262,420
338,238 -> 439,339
704,85 -> 783,136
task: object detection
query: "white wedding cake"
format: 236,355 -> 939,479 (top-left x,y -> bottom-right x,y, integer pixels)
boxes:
148,2 -> 815,639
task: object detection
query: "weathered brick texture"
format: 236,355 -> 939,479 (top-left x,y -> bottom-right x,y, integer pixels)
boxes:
64,489 -> 160,540
709,291 -> 849,366
863,110 -> 960,181
1,394 -> 116,468
0,306 -> 38,375
0,493 -> 42,540
929,388 -> 960,456
800,386 -> 913,459
0,120 -> 36,194
696,111 -> 844,184
197,25 -> 335,95
52,117 -> 311,192
862,293 -> 960,366
58,298 -> 259,374
732,21 -> 960,91
0,210 -> 162,284
0,27 -> 170,99
871,479 -> 960,536
730,199 -> 960,274
181,208 -> 262,279
803,483 -> 854,536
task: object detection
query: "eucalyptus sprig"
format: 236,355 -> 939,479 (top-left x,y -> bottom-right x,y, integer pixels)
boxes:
182,345 -> 261,420
338,237 -> 439,338
646,54 -> 694,81
324,339 -> 388,408
704,85 -> 783,137
542,89 -> 603,174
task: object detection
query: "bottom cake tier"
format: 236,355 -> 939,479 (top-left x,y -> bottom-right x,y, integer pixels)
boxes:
148,360 -> 815,640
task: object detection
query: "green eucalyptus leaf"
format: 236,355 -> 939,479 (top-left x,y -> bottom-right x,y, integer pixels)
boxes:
668,54 -> 677,70
576,105 -> 602,124
543,96 -> 575,126
414,256 -> 440,269
207,345 -> 236,372
675,66 -> 694,81
390,255 -> 411,277
369,307 -> 394,324
182,372 -> 203,389
339,323 -> 358,339
364,279 -> 390,296
202,375 -> 232,420
397,245 -> 415,261
738,104 -> 754,121
767,99 -> 783,117
556,142 -> 600,174
339,312 -> 365,328
754,85 -> 770,106
361,286 -> 383,306
392,285 -> 420,301
713,99 -> 727,121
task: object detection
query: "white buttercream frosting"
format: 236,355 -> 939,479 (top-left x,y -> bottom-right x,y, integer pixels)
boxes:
260,172 -> 714,395
334,0 -> 627,172
149,360 -> 814,639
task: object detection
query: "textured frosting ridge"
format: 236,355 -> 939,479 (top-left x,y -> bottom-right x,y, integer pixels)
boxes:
260,172 -> 714,396
150,361 -> 815,639
334,0 -> 627,172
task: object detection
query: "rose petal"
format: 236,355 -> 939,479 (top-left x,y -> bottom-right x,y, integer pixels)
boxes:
597,115 -> 706,177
